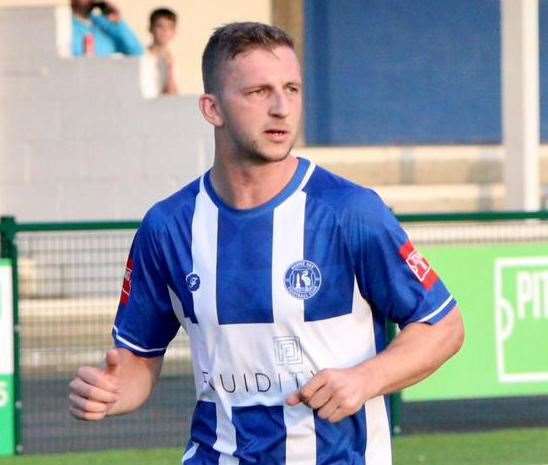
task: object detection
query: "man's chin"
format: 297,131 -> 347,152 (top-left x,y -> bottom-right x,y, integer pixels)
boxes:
253,144 -> 294,164
264,150 -> 291,162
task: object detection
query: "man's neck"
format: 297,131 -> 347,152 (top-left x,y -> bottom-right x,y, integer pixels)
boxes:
210,155 -> 299,210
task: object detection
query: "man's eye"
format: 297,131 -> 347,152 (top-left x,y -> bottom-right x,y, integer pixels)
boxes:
287,86 -> 300,94
250,88 -> 266,96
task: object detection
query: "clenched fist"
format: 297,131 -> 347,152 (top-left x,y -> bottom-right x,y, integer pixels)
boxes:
69,348 -> 122,421
286,366 -> 376,423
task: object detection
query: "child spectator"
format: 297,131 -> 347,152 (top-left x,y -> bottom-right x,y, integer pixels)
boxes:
140,8 -> 178,98
71,0 -> 143,57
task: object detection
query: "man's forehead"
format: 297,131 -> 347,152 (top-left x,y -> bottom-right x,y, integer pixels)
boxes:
223,46 -> 302,83
155,17 -> 175,25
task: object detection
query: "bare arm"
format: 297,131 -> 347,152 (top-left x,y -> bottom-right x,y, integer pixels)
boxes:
69,348 -> 163,420
363,307 -> 464,394
287,307 -> 465,422
161,51 -> 178,96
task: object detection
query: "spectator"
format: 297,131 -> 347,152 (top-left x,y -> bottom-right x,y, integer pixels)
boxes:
71,0 -> 144,57
140,8 -> 178,98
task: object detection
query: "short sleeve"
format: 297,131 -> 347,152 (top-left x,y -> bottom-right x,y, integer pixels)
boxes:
112,209 -> 180,357
350,192 -> 457,328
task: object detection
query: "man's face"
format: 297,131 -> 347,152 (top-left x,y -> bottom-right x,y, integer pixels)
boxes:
71,0 -> 94,14
150,18 -> 177,47
215,46 -> 302,164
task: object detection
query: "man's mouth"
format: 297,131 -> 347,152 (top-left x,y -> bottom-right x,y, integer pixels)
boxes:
264,129 -> 290,141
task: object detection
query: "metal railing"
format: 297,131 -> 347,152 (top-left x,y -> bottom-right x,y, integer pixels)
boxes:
2,211 -> 548,454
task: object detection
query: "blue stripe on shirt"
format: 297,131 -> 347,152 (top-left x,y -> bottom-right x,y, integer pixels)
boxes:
232,404 -> 286,465
166,181 -> 200,324
216,211 -> 274,325
303,198 -> 354,321
184,400 -> 220,465
314,407 -> 366,465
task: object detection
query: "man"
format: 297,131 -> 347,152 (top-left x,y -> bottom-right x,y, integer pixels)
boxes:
69,22 -> 464,465
71,0 -> 143,57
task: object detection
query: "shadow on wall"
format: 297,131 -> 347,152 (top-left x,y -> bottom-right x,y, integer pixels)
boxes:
0,5 -> 213,222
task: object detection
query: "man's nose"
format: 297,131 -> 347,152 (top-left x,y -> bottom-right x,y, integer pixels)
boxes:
269,91 -> 290,118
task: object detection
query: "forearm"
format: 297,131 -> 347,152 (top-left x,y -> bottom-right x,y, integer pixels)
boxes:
356,308 -> 464,398
92,16 -> 144,55
163,75 -> 178,95
108,349 -> 163,415
161,57 -> 178,95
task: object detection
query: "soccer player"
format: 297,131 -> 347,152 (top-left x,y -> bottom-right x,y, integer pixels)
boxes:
69,22 -> 464,465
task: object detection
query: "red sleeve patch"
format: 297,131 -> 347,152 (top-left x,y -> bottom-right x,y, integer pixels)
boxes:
399,241 -> 438,290
119,258 -> 134,305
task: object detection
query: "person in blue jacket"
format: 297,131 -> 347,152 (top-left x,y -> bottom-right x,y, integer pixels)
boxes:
71,0 -> 144,57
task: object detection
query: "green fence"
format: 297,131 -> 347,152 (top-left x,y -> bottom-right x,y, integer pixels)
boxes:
1,212 -> 548,455
399,210 -> 548,397
0,217 -> 194,455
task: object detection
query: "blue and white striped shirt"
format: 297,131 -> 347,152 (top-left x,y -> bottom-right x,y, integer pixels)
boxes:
113,157 -> 456,465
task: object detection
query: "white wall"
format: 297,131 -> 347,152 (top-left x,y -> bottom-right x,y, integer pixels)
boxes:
0,0 -> 272,94
0,6 -> 214,221
122,0 -> 272,94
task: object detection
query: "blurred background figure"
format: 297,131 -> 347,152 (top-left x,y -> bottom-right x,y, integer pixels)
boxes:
140,7 -> 178,98
71,0 -> 143,57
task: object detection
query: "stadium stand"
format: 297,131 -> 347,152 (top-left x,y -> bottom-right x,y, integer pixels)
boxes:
0,5 -> 213,223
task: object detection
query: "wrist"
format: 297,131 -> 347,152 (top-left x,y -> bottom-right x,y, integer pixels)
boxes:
354,359 -> 385,399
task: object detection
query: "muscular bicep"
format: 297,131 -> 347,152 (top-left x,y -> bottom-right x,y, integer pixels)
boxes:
395,307 -> 465,363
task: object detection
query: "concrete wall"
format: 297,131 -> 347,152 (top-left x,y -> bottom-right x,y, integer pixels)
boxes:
0,6 -> 214,221
0,0 -> 272,94
305,0 -> 503,145
1,4 -> 545,219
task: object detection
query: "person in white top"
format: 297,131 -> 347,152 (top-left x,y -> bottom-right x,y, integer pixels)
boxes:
140,8 -> 178,98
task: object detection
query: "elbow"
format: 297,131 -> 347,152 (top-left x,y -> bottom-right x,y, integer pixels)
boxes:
448,309 -> 465,357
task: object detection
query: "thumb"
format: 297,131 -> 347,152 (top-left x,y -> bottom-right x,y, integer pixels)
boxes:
105,348 -> 122,376
286,391 -> 302,406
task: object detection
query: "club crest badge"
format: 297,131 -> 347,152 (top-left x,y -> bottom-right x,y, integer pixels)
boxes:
284,260 -> 322,300
186,273 -> 200,292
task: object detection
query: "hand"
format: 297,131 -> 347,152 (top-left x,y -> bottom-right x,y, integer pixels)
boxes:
286,367 -> 374,423
102,1 -> 121,22
69,349 -> 121,421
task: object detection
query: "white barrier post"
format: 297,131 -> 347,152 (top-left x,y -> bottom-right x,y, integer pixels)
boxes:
502,0 -> 541,210
0,259 -> 15,456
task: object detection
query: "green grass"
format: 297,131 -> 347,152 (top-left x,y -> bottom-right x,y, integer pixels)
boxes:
1,428 -> 547,465
0,448 -> 181,465
393,428 -> 548,465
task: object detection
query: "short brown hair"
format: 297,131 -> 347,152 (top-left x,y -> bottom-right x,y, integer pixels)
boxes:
149,7 -> 177,28
202,22 -> 294,94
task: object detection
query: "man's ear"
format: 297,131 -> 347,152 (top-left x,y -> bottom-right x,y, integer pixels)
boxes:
199,93 -> 224,127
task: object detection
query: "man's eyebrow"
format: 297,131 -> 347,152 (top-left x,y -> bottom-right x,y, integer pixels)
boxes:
240,80 -> 302,91
242,83 -> 272,91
